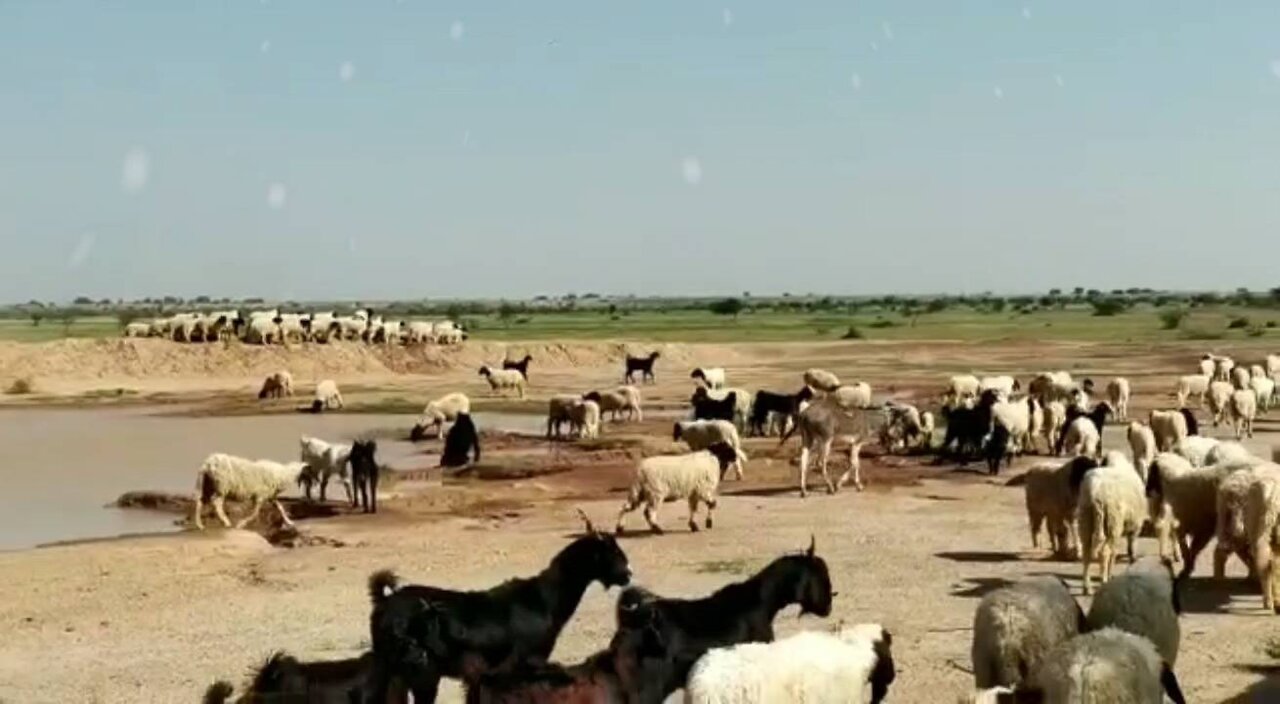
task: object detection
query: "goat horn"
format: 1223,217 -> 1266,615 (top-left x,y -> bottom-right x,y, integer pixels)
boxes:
575,508 -> 597,534
807,534 -> 816,556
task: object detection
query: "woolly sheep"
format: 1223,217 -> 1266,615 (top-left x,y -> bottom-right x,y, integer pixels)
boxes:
123,321 -> 151,337
1042,401 -> 1067,455
310,379 -> 343,413
1106,377 -> 1131,421
1029,371 -> 1075,405
1268,354 -> 1280,378
1212,463 -> 1280,580
991,398 -> 1032,457
946,374 -> 981,405
276,316 -> 309,344
478,366 -> 526,399
245,317 -> 282,345
568,399 -> 601,439
1026,628 -> 1186,704
1075,452 -> 1148,595
1025,458 -> 1092,559
584,386 -> 643,422
546,394 -> 582,440
1251,375 -> 1276,412
1206,380 -> 1234,425
1229,388 -> 1258,439
1198,354 -> 1216,378
881,402 -> 932,453
1246,466 -> 1280,612
1061,416 -> 1100,458
691,367 -> 727,390
1172,435 -> 1218,467
1148,410 -> 1189,452
979,375 -> 1019,400
298,435 -> 353,503
257,370 -> 294,400
614,443 -> 739,534
1145,453 -> 1232,579
803,368 -> 842,393
673,420 -> 748,480
830,382 -> 873,410
686,623 -> 896,704
404,321 -> 435,344
1126,422 -> 1156,482
1215,355 -> 1236,382
1085,557 -> 1181,667
410,392 -> 471,441
1232,365 -> 1252,391
1174,374 -> 1210,408
192,453 -> 309,530
1205,441 -> 1257,467
971,576 -> 1082,690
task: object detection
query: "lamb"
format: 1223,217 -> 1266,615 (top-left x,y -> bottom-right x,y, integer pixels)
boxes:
583,386 -> 643,422
1106,377 -> 1131,421
690,367 -> 726,389
298,435 -> 353,503
1229,387 -> 1258,439
624,351 -> 660,384
1085,557 -> 1181,667
979,375 -> 1020,400
1126,422 -> 1156,481
685,624 -> 895,704
410,392 -> 472,441
802,367 -> 842,393
1022,628 -> 1186,704
203,651 -> 378,704
946,374 -> 981,405
673,420 -> 748,479
479,366 -> 527,399
1149,409 -> 1194,452
1073,451 -> 1148,594
440,413 -> 481,468
1246,465 -> 1280,613
349,440 -> 379,513
257,370 -> 294,400
1251,374 -> 1276,412
1172,435 -> 1219,467
781,399 -> 870,496
568,399 -> 601,439
970,576 -> 1083,690
309,379 -> 343,413
829,381 -> 873,410
1206,379 -> 1234,425
192,453 -> 309,530
502,354 -> 533,380
366,519 -> 632,703
1024,458 -> 1095,559
1174,374 -> 1210,408
1060,416 -> 1100,458
614,443 -> 740,534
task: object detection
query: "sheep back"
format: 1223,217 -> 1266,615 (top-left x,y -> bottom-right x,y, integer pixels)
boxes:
971,576 -> 1082,689
1085,557 -> 1180,666
1029,628 -> 1173,704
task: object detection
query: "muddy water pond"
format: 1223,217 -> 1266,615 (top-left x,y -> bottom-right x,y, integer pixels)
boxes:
0,408 -> 544,550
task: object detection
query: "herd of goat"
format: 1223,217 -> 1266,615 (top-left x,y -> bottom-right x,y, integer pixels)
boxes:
191,348 -> 1280,701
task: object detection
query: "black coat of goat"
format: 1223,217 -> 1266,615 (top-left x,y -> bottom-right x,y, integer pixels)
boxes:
690,387 -> 736,423
747,387 -> 813,436
441,413 -> 481,468
349,439 -> 379,514
940,391 -> 998,462
503,355 -> 534,380
623,352 -> 660,385
1055,401 -> 1113,455
202,651 -> 384,704
366,515 -> 633,703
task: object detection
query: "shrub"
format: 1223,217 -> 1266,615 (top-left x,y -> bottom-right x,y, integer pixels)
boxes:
1090,299 -> 1126,317
1158,309 -> 1188,330
1268,321 -> 1277,329
841,325 -> 865,339
1227,316 -> 1250,329
868,318 -> 897,329
5,377 -> 34,395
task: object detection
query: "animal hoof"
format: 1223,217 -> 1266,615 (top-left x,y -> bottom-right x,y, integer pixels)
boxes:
651,527 -> 664,535
615,527 -> 625,536
705,518 -> 714,529
688,522 -> 699,533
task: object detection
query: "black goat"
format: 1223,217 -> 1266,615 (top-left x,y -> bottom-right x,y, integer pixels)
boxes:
624,352 -> 660,385
690,387 -> 736,423
441,413 -> 481,468
984,423 -> 1013,476
608,537 -> 834,699
202,651 -> 381,704
366,514 -> 632,703
1055,401 -> 1113,455
503,355 -> 534,380
748,387 -> 814,436
1180,407 -> 1199,436
349,439 -> 379,514
940,390 -> 998,463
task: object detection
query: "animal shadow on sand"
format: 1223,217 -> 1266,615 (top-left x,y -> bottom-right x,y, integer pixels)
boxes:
1220,665 -> 1280,703
1179,575 -> 1263,615
935,551 -> 1023,564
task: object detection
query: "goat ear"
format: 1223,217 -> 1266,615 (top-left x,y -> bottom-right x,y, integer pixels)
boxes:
575,508 -> 597,535
807,534 -> 816,557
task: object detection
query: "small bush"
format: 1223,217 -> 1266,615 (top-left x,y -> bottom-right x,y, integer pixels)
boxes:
1247,326 -> 1265,338
813,326 -> 830,336
1181,328 -> 1225,341
5,377 -> 34,395
1227,316 -> 1250,329
1268,321 -> 1277,329
1090,299 -> 1126,317
841,325 -> 865,339
1158,309 -> 1188,330
868,318 -> 897,329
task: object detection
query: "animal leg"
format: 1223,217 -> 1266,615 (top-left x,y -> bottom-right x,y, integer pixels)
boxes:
798,445 -> 811,498
820,440 -> 836,494
643,500 -> 663,535
687,496 -> 701,533
319,475 -> 329,502
193,496 -> 205,530
1081,533 -> 1096,595
1213,541 -> 1232,580
212,495 -> 233,529
1126,533 -> 1136,564
273,499 -> 294,528
1100,538 -> 1116,585
1029,512 -> 1044,550
615,496 -> 640,534
837,441 -> 863,491
704,494 -> 716,529
1181,532 -> 1211,580
234,497 -> 262,529
344,478 -> 355,507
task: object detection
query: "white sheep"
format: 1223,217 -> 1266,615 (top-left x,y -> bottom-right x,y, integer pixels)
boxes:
686,623 -> 895,704
881,402 -> 933,453
568,399 -> 602,439
1231,365 -> 1252,391
404,321 -> 436,344
478,365 -> 526,398
1206,380 -> 1234,425
123,321 -> 152,337
1076,452 -> 1148,595
1146,452 -> 1233,576
673,419 -> 748,480
1215,355 -> 1236,382
1174,374 -> 1210,408
298,435 -> 353,503
1246,465 -> 1280,613
1148,409 -> 1190,452
192,453 -> 309,530
1026,628 -> 1185,704
1042,401 -> 1067,454
1028,371 -> 1075,405
803,368 -> 842,393
585,386 -> 643,422
257,370 -> 294,400
1198,354 -> 1216,378
991,397 -> 1033,458
1126,421 -> 1156,482
945,374 -> 981,405
1024,458 -> 1090,559
830,382 -> 873,410
614,444 -> 739,534
1205,441 -> 1257,467
979,375 -> 1019,400
1268,354 -> 1280,378
1172,435 -> 1219,467
1060,416 -> 1100,458
1229,388 -> 1258,439
690,367 -> 726,390
310,379 -> 343,412
245,317 -> 282,345
1251,375 -> 1276,412
1213,463 -> 1280,580
971,576 -> 1082,690
276,315 -> 309,344
411,392 -> 471,441
1106,377 -> 1131,421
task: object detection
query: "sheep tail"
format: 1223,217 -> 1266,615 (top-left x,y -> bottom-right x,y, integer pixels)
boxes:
202,681 -> 235,704
368,569 -> 400,605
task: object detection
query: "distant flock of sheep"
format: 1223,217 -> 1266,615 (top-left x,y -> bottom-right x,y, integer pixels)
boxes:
124,308 -> 467,346
191,347 -> 1280,702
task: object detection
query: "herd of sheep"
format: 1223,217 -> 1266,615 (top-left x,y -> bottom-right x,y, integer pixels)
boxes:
185,346 -> 1280,702
123,307 -> 467,346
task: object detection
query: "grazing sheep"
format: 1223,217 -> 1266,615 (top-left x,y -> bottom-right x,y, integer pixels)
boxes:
584,385 -> 643,422
803,368 -> 842,393
1172,435 -> 1219,467
674,420 -> 748,480
545,394 -> 582,440
298,435 -> 353,503
971,576 -> 1083,690
830,381 -> 874,410
781,400 -> 869,497
1232,365 -> 1252,391
1149,409 -> 1192,452
440,413 -> 481,468
686,624 -> 896,704
1106,377 -> 1131,421
1073,452 -> 1148,595
1174,374 -> 1210,408
123,321 -> 151,337
1060,416 -> 1100,458
690,367 -> 726,390
1229,388 -> 1258,439
1085,557 -> 1181,666
624,351 -> 661,384
1042,401 -> 1067,455
615,443 -> 740,534
1206,380 -> 1234,426
349,440 -> 379,514
479,365 -> 527,399
979,375 -> 1020,400
257,370 -> 294,400
946,374 -> 981,405
203,651 -> 377,704
244,317 -> 281,345
568,399 -> 602,440
1024,457 -> 1095,559
410,392 -> 472,441
1251,375 -> 1276,412
309,379 -> 343,413
1024,628 -> 1186,704
1126,422 -> 1156,481
502,354 -> 533,380
1147,451 -> 1233,578
192,453 -> 309,530
1246,466 -> 1280,613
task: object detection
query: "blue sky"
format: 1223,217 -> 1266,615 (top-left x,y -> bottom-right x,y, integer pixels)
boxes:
2,1 -> 1279,302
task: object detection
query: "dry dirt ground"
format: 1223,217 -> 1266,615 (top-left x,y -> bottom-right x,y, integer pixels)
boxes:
2,338 -> 1280,702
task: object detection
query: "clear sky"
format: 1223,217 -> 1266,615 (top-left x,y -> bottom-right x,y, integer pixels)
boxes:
2,1 -> 1279,302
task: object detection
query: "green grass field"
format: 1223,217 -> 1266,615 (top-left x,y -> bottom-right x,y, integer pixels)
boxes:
1,305 -> 1276,344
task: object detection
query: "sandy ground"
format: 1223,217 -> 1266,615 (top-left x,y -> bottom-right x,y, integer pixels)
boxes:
1,338 -> 1280,702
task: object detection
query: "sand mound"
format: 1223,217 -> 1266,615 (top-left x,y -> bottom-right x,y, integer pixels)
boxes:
0,338 -> 742,384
